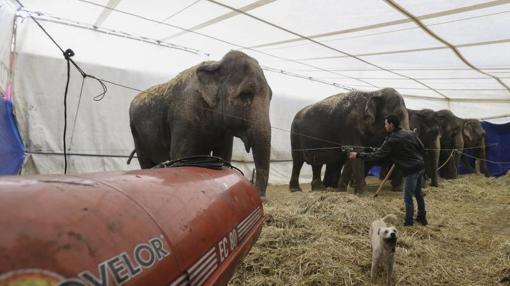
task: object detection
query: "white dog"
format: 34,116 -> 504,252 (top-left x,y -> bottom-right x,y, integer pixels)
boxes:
369,214 -> 398,285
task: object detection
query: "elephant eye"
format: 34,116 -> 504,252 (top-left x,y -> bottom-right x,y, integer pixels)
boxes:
238,90 -> 254,102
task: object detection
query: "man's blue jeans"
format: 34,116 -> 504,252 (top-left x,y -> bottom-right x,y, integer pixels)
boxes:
404,170 -> 426,225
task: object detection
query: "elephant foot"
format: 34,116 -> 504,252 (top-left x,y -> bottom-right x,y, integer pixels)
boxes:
323,183 -> 337,188
430,181 -> 439,187
289,186 -> 302,192
311,180 -> 324,191
391,186 -> 403,192
353,188 -> 365,195
337,185 -> 347,192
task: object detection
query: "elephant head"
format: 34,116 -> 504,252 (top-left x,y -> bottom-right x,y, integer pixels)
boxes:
409,108 -> 441,186
363,88 -> 409,140
462,119 -> 489,176
436,109 -> 464,179
196,50 -> 272,197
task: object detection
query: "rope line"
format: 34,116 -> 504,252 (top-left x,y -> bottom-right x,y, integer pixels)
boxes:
437,149 -> 455,171
460,151 -> 510,164
51,72 -> 503,156
69,76 -> 86,148
207,0 -> 449,99
72,0 -> 363,90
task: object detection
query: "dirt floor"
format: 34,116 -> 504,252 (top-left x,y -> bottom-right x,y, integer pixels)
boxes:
229,173 -> 510,286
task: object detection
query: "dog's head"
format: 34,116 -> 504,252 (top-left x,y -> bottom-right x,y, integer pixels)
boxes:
378,226 -> 397,252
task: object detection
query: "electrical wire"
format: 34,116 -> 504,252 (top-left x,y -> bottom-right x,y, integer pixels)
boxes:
207,0 -> 449,99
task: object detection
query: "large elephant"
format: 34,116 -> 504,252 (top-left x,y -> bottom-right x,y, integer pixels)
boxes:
461,119 -> 489,176
289,88 -> 409,192
436,109 -> 464,179
409,109 -> 441,187
129,50 -> 272,197
381,108 -> 441,189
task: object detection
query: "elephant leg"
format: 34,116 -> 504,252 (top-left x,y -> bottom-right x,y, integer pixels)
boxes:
137,155 -> 156,169
350,159 -> 365,194
476,141 -> 490,177
324,161 -> 341,188
170,129 -> 210,160
212,135 -> 233,162
311,164 -> 324,191
379,164 -> 389,180
337,161 -> 352,192
453,132 -> 464,179
391,168 -> 403,191
430,137 -> 440,187
131,126 -> 158,169
461,154 -> 476,174
480,160 -> 489,177
289,152 -> 304,192
439,150 -> 447,178
440,149 -> 458,179
133,137 -> 157,168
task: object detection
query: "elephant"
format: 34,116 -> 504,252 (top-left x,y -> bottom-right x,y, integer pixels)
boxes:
128,50 -> 272,197
383,108 -> 441,189
436,109 -> 464,179
289,88 -> 409,192
461,119 -> 489,176
408,109 -> 441,187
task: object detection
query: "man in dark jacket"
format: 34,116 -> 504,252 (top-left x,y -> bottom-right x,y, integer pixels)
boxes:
349,114 -> 428,226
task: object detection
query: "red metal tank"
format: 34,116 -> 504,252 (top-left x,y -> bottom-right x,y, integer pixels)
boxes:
0,165 -> 263,286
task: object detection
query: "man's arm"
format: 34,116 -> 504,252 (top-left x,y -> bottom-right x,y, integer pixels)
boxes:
349,138 -> 393,162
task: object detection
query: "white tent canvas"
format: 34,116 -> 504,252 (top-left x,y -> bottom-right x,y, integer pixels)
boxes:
1,0 -> 509,184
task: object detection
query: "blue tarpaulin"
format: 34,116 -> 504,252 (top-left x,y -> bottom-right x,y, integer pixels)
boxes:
0,96 -> 25,175
478,121 -> 510,177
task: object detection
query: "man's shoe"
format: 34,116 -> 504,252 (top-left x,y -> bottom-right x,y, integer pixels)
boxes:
404,222 -> 413,226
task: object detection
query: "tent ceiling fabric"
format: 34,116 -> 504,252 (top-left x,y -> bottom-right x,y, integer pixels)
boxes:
13,0 -> 510,103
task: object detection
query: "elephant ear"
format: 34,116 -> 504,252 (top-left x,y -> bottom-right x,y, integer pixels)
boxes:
364,94 -> 382,123
196,61 -> 222,107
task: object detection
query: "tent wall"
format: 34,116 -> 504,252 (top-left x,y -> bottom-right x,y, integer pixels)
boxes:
13,52 -> 326,184
3,0 -> 510,183
16,50 -> 504,183
0,1 -> 14,93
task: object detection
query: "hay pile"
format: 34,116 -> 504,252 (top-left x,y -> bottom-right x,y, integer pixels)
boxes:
230,173 -> 510,285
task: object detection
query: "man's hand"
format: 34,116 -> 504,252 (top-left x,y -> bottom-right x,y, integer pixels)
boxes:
349,152 -> 358,160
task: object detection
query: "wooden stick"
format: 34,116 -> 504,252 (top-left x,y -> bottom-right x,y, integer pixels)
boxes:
374,164 -> 396,198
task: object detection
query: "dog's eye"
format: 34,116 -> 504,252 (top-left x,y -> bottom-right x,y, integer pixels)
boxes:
384,230 -> 388,234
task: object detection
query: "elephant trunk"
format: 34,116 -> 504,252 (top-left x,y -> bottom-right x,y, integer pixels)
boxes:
248,118 -> 271,198
429,136 -> 440,187
477,138 -> 489,177
452,130 -> 464,179
401,113 -> 410,130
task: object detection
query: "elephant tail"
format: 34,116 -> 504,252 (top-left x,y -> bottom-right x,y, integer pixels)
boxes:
127,149 -> 136,165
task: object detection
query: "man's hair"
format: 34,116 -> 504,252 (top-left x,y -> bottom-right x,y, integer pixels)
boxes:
385,114 -> 400,128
